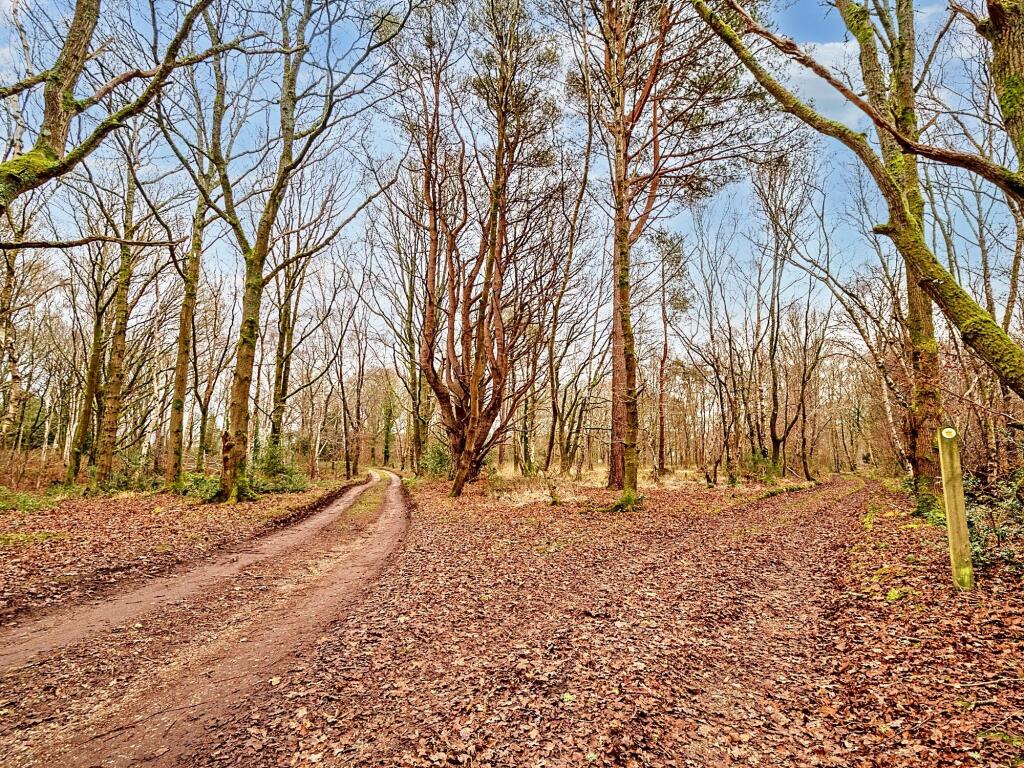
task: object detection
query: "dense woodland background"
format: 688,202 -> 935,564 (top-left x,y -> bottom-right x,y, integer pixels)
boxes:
0,0 -> 1022,525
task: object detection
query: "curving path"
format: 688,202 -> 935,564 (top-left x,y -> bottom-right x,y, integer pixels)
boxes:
0,470 -> 409,767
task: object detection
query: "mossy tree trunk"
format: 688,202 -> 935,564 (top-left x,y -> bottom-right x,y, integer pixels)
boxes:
0,0 -> 212,218
94,169 -> 137,486
602,5 -> 646,495
0,0 -> 98,216
837,0 -> 942,506
219,265 -> 264,500
583,0 -> 735,494
165,190 -> 208,485
196,404 -> 213,473
612,182 -> 640,493
978,0 -> 1024,163
695,0 -> 1024,401
214,0 -> 303,501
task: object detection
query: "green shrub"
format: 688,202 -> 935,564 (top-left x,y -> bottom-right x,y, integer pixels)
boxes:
420,443 -> 451,478
98,468 -> 164,494
249,441 -> 310,494
759,481 -> 814,499
178,473 -> 222,501
250,466 -> 309,494
747,452 -> 779,484
962,470 -> 1023,570
86,448 -> 168,494
606,488 -> 644,513
258,441 -> 289,477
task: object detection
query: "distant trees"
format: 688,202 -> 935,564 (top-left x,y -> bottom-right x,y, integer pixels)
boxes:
366,174 -> 431,474
564,0 -> 765,494
0,0 -> 1022,498
693,0 -> 1024,408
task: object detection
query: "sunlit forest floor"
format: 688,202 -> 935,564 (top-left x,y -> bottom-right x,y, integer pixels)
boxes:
0,472 -> 1022,767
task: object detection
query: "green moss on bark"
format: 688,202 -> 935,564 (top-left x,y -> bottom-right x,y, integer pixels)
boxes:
999,73 -> 1024,125
0,148 -> 58,206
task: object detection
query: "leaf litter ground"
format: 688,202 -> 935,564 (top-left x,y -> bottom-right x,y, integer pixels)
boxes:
187,477 -> 1023,767
0,475 -> 1020,767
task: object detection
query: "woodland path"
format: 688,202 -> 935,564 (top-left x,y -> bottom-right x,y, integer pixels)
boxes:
0,469 -> 409,767
1,475 -> 1020,767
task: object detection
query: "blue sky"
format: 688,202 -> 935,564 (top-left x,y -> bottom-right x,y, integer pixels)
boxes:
776,0 -> 849,42
669,0 -> 1018,329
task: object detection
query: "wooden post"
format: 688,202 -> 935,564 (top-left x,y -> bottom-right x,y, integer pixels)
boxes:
936,427 -> 974,590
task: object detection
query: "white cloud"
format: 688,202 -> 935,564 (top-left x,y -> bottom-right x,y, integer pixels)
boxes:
781,40 -> 871,129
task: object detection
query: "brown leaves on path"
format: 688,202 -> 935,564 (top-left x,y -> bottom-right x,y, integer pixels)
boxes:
191,478 -> 890,767
0,473 -> 401,768
0,478 -> 362,623
4,473 -> 1020,768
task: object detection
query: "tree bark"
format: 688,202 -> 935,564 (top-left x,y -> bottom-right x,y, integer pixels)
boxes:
836,0 -> 942,505
979,0 -> 1024,162
613,194 -> 640,493
166,192 -> 206,484
0,249 -> 24,447
66,314 -> 104,483
219,267 -> 263,500
94,170 -> 137,485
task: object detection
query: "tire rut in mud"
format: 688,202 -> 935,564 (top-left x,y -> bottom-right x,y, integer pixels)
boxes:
1,470 -> 410,768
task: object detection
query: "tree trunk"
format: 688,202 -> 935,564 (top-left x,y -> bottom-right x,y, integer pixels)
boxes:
0,249 -> 24,447
837,0 -> 941,505
451,452 -> 472,497
608,266 -> 626,488
0,0 -> 99,216
166,193 -> 206,485
903,261 -> 942,502
613,197 -> 640,494
657,269 -> 668,478
217,265 -> 263,501
95,171 -> 137,485
268,282 -> 295,449
980,0 -> 1024,161
66,314 -> 105,483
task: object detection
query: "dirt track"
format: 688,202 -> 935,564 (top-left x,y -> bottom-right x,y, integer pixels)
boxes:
2,475 -> 1021,768
0,470 -> 408,767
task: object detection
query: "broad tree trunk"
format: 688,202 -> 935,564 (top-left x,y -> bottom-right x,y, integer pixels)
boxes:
836,0 -> 941,504
980,0 -> 1024,161
218,266 -> 263,500
451,452 -> 472,497
903,262 -> 942,500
